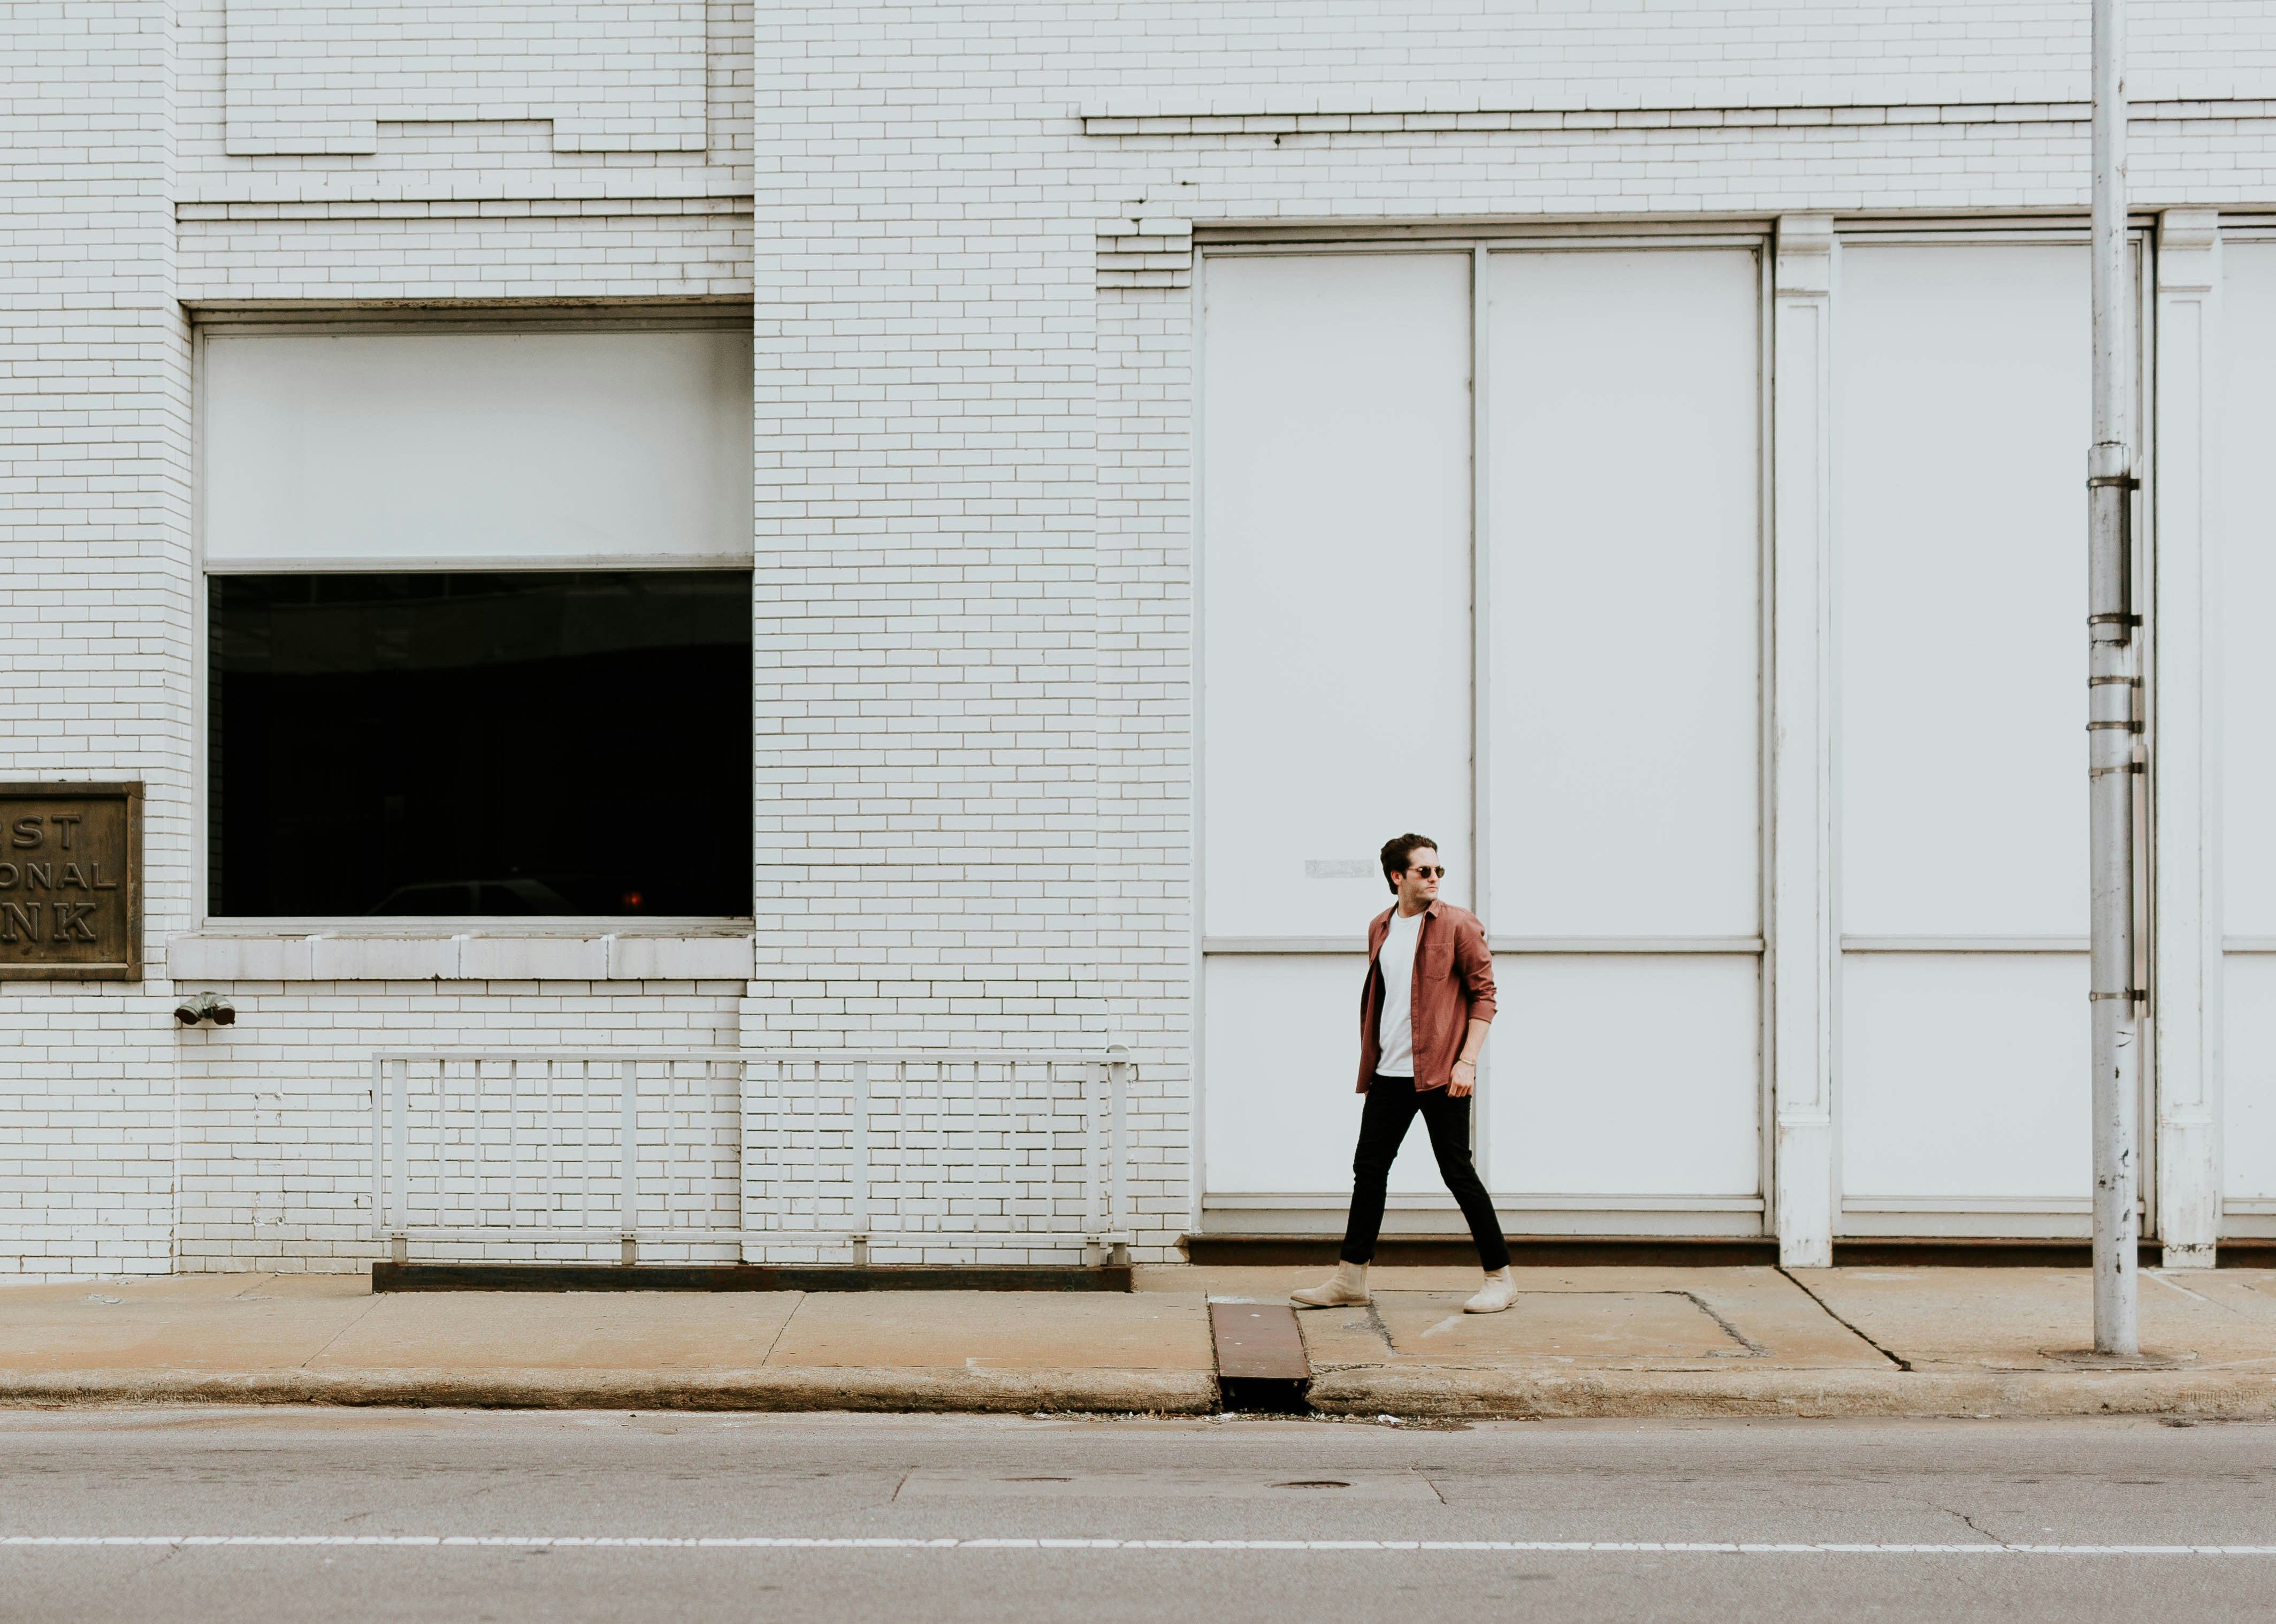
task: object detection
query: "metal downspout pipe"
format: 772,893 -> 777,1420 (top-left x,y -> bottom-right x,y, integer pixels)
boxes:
2088,0 -> 2143,1356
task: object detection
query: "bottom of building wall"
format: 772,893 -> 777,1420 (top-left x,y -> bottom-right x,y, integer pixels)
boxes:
1182,1233 -> 2276,1268
1199,1196 -> 1767,1239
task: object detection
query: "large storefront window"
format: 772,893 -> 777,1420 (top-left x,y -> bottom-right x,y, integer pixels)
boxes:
209,570 -> 751,918
196,314 -> 754,920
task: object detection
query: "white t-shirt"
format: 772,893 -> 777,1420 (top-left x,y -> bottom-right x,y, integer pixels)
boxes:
1374,907 -> 1425,1078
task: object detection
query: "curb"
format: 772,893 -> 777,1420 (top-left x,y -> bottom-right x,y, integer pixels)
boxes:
11,1364 -> 2274,1421
1303,1364 -> 2276,1421
0,1367 -> 1221,1415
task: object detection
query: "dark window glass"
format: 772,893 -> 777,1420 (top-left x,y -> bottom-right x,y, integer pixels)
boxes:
210,571 -> 751,918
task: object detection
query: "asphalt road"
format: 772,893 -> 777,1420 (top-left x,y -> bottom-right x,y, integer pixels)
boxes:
5,1409 -> 2276,1623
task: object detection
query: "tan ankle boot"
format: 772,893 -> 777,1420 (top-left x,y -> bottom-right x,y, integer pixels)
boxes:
1290,1260 -> 1370,1308
1464,1266 -> 1516,1314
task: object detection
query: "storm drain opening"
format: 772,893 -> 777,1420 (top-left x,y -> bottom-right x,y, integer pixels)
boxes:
1209,1301 -> 1313,1415
1217,1375 -> 1312,1415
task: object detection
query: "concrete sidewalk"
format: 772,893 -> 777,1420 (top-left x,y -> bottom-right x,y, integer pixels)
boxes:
1192,1264 -> 2276,1419
5,1264 -> 2276,1419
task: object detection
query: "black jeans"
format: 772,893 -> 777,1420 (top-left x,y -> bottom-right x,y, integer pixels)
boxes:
1339,1075 -> 1510,1271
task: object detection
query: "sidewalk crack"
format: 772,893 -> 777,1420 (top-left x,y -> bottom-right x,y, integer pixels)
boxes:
2148,1270 -> 2240,1313
757,1291 -> 805,1367
1776,1266 -> 1911,1371
1362,1300 -> 1399,1358
1677,1291 -> 1767,1357
300,1294 -> 385,1370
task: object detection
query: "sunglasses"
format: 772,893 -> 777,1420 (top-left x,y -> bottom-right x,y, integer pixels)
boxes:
1406,865 -> 1447,879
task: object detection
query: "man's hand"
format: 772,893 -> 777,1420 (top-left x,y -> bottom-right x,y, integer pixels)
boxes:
1448,1058 -> 1476,1099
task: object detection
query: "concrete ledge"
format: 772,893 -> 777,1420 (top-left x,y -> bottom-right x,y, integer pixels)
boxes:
373,1262 -> 1134,1293
455,936 -> 610,979
165,930 -> 755,982
1304,1364 -> 2276,1421
311,935 -> 456,980
0,1366 -> 1217,1414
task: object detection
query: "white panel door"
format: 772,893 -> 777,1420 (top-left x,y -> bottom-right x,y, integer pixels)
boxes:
1835,242 -> 2092,1213
1838,245 -> 2088,938
2225,960 -> 2276,1203
1842,952 -> 2089,1199
203,329 -> 754,565
1200,252 -> 1473,940
1495,955 -> 1762,1196
1483,247 -> 1762,1198
1199,251 -> 1472,1197
1486,248 -> 1761,936
2222,243 -> 2276,1203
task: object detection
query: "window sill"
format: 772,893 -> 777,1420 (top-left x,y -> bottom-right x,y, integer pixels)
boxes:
166,924 -> 754,982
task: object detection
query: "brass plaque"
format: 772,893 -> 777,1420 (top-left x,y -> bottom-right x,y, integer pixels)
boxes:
0,783 -> 142,980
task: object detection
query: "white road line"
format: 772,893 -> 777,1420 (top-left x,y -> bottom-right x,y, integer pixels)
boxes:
3,1537 -> 2275,1555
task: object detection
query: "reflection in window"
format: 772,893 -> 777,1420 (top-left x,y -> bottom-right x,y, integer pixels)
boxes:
209,571 -> 751,918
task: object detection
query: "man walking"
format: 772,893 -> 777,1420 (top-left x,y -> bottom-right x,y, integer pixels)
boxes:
1290,833 -> 1515,1315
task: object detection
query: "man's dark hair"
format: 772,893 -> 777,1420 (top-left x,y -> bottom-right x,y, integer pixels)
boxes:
1379,833 -> 1439,894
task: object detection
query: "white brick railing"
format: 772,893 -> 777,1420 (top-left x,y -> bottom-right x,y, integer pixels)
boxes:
370,1049 -> 1132,1265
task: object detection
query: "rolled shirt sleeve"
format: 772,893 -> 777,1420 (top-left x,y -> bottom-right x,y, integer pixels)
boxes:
1456,912 -> 1496,1026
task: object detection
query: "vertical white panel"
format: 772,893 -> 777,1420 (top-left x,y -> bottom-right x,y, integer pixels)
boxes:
1488,956 -> 1761,1196
1837,244 -> 2089,936
1476,247 -> 1762,1206
1770,215 -> 1838,1263
1202,957 -> 1438,1195
1842,954 -> 2090,1199
1201,253 -> 1473,939
2224,245 -> 2276,935
2153,211 -> 2222,1263
2225,959 -> 2276,1199
1485,249 -> 1760,935
1834,244 -> 2095,1217
2221,243 -> 2276,1206
203,330 -> 755,563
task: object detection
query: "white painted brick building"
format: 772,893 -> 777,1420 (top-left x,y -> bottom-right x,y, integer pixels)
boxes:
6,2 -> 2276,1278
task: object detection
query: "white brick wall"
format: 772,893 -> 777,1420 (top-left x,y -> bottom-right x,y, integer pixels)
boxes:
2,0 -> 193,1278
1058,0 -> 2274,113
1096,281 -> 1196,1247
222,1 -> 708,156
6,0 -> 2275,1275
174,199 -> 753,302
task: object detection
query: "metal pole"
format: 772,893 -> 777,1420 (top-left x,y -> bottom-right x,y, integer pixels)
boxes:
2088,0 -> 2141,1356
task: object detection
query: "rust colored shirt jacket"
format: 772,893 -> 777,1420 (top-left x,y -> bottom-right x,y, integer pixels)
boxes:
1355,900 -> 1498,1093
